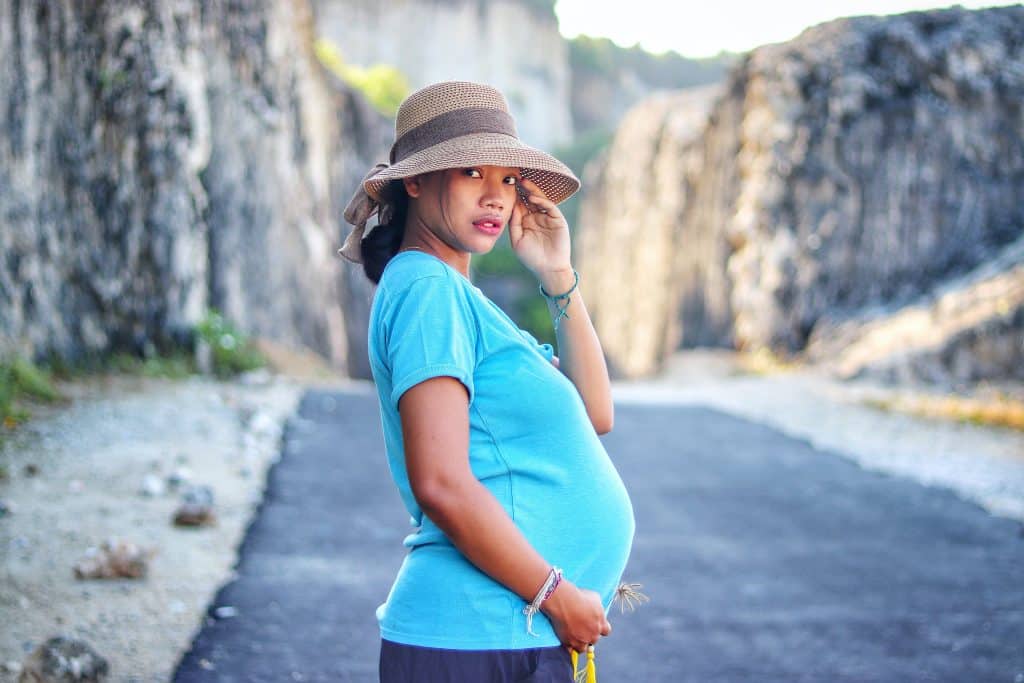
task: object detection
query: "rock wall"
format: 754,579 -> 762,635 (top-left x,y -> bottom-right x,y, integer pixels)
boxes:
805,234 -> 1024,385
577,85 -> 726,378
309,0 -> 573,150
577,6 -> 1024,381
724,6 -> 1024,354
0,0 -> 390,374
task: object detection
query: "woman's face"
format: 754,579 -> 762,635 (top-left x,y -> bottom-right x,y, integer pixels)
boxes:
405,165 -> 521,254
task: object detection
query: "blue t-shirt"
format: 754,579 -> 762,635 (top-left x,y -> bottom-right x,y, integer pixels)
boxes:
367,250 -> 635,650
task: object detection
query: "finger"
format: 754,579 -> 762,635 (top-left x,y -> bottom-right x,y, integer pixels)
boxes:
522,188 -> 558,217
519,197 -> 542,217
515,180 -> 535,211
518,177 -> 551,207
508,202 -> 523,244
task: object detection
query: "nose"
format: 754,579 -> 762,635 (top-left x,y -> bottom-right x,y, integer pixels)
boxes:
481,178 -> 507,211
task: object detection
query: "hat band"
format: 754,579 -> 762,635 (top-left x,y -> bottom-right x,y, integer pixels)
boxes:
390,107 -> 517,163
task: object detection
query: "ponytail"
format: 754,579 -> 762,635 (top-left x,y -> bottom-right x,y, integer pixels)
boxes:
360,180 -> 409,284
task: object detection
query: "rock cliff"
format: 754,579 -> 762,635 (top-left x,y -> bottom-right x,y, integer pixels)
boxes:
0,0 -> 390,374
577,6 -> 1024,383
577,85 -> 727,378
805,234 -> 1024,384
310,0 -> 572,150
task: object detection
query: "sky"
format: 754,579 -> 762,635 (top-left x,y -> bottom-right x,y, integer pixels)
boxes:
554,1 -> 1022,58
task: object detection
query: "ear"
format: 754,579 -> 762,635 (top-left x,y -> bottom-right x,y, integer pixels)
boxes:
403,175 -> 422,198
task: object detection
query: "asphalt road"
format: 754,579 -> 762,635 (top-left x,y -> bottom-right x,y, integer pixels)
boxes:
173,387 -> 1024,682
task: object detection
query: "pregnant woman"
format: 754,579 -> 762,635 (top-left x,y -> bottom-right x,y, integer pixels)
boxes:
339,81 -> 635,682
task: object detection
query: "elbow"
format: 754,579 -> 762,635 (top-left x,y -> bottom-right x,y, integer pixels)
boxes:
410,474 -> 472,520
592,407 -> 614,435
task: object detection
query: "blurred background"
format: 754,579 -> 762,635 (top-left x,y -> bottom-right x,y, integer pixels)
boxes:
2,0 -> 1023,400
1,0 -> 1021,386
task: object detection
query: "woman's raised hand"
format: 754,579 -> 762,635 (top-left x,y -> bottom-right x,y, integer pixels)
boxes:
539,578 -> 612,654
508,177 -> 572,278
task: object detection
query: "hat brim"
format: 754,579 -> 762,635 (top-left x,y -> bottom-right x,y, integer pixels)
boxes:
364,133 -> 580,205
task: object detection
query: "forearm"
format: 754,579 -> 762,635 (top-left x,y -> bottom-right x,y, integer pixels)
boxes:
538,266 -> 614,432
419,477 -> 553,604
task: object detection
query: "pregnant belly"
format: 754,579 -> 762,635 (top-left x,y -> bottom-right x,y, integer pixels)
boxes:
513,453 -> 636,601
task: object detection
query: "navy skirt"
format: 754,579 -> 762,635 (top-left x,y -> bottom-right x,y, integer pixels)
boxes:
379,639 -> 574,682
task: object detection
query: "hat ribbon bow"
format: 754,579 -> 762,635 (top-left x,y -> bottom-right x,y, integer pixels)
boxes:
338,162 -> 390,264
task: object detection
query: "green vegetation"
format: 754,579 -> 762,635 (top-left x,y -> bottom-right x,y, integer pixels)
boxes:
41,310 -> 264,382
37,347 -> 196,382
472,244 -> 525,277
105,350 -> 195,379
568,35 -> 736,90
553,127 -> 615,176
0,356 -> 62,432
194,310 -> 266,379
552,127 -> 615,231
518,294 -> 558,348
472,244 -> 559,347
0,310 -> 265,442
520,0 -> 556,18
314,39 -> 410,117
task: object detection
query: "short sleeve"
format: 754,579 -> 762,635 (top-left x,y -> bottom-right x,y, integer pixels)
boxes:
384,274 -> 479,411
519,327 -> 555,363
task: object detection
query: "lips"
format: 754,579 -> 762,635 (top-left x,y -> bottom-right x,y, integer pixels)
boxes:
473,215 -> 504,235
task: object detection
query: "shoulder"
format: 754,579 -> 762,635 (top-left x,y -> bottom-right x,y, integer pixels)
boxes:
375,253 -> 479,321
378,252 -> 451,296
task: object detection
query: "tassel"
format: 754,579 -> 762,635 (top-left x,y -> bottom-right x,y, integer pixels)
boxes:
564,582 -> 646,681
570,646 -> 597,682
612,581 -> 650,614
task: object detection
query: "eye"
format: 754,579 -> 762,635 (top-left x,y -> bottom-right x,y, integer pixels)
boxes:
503,176 -> 518,185
463,168 -> 482,178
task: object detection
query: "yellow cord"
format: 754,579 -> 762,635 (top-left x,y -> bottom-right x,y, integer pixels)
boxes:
570,646 -> 597,682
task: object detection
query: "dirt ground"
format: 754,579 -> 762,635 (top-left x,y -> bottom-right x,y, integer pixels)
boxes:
0,369 -> 360,682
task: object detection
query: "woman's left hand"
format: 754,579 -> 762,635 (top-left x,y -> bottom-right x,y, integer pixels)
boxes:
508,177 -> 572,278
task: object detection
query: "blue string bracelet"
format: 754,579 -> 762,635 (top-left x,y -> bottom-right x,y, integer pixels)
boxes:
539,269 -> 579,332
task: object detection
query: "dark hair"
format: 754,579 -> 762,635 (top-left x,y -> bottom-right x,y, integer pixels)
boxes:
360,180 -> 409,284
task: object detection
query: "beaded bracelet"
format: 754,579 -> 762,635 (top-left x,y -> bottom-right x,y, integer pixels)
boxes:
523,566 -> 563,636
538,269 -> 579,332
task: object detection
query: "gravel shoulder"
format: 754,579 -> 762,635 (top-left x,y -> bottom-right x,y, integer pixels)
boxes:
0,372 -> 324,681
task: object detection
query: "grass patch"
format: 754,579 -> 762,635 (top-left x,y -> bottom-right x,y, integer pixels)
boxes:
106,350 -> 196,379
313,38 -> 409,117
1,355 -> 64,434
195,310 -> 266,379
1,310 -> 266,441
862,392 -> 1024,432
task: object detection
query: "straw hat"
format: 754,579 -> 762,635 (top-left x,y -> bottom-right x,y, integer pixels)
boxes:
338,81 -> 580,264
